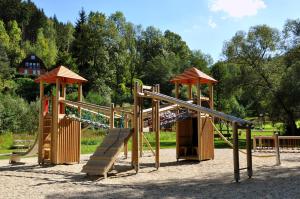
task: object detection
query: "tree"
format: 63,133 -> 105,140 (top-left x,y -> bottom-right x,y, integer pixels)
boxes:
223,24 -> 299,135
0,43 -> 15,91
7,20 -> 25,67
33,21 -> 58,68
0,20 -> 10,50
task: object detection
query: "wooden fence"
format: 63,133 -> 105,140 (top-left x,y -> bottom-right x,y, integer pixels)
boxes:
254,136 -> 300,152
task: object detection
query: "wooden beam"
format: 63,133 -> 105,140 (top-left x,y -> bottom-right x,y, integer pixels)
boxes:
175,81 -> 179,99
139,84 -> 143,157
197,79 -> 202,160
78,83 -> 82,163
124,114 -> 128,159
38,81 -> 44,164
232,122 -> 240,182
175,82 -> 179,160
246,128 -> 252,178
155,84 -> 160,169
209,83 -> 214,109
188,84 -> 192,100
142,91 -> 252,127
132,82 -> 140,173
52,78 -> 60,164
110,103 -> 115,129
274,132 -> 281,166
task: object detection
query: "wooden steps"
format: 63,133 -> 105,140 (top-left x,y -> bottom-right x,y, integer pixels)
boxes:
82,128 -> 132,177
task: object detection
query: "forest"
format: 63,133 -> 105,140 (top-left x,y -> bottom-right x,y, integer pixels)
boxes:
0,0 -> 299,136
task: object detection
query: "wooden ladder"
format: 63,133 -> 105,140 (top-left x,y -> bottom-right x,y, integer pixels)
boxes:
41,114 -> 52,163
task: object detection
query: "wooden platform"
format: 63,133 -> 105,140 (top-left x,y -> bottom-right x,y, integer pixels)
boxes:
81,128 -> 132,177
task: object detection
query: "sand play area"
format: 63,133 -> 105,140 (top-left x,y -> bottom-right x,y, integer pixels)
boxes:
1,149 -> 300,199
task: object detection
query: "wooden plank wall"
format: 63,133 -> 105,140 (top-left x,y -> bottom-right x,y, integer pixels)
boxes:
200,116 -> 214,160
57,117 -> 81,164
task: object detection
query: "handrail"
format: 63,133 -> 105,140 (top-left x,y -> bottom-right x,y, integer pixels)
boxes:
141,91 -> 252,127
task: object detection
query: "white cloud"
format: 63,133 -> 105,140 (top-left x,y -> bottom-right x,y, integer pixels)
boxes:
210,0 -> 266,18
208,18 -> 217,28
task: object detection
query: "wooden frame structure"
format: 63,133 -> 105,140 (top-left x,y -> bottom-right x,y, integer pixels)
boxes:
34,66 -> 253,182
172,67 -> 216,161
35,66 -> 87,164
133,67 -> 253,182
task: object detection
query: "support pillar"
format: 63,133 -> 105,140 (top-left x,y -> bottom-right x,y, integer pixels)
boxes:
246,128 -> 252,178
233,122 -> 240,182
38,81 -> 44,164
197,79 -> 202,160
155,84 -> 160,169
110,103 -> 115,129
77,83 -> 82,163
124,114 -> 129,159
132,82 -> 140,173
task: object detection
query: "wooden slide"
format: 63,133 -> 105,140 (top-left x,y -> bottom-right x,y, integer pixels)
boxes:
82,128 -> 132,177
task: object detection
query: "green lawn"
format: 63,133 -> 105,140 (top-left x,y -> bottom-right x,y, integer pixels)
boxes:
0,119 -> 293,160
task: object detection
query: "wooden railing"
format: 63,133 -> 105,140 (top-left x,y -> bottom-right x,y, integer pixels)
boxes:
254,135 -> 300,151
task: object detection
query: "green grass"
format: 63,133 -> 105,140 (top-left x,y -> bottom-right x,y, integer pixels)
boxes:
0,119 -> 298,159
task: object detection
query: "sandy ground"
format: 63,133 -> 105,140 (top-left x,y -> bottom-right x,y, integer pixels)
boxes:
1,149 -> 300,199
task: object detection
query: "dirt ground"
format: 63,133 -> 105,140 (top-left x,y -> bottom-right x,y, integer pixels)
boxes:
1,149 -> 300,199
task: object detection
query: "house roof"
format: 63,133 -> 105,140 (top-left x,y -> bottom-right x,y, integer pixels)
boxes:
170,67 -> 217,84
35,65 -> 87,84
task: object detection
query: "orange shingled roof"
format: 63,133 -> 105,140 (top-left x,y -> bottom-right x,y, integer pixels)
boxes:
170,67 -> 217,84
35,65 -> 87,84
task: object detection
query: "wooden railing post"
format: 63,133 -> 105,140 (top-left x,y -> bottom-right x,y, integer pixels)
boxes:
132,82 -> 140,173
155,84 -> 160,169
232,122 -> 240,182
124,114 -> 128,159
246,128 -> 252,178
110,103 -> 115,129
274,132 -> 281,166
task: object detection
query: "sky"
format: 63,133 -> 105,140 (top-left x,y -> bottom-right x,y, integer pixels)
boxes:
31,0 -> 300,62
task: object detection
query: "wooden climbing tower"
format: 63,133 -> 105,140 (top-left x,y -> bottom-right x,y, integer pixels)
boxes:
170,67 -> 217,161
35,66 -> 87,164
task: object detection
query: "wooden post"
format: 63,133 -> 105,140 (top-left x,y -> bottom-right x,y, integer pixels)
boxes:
208,83 -> 213,109
38,81 -> 44,164
132,82 -> 140,173
52,78 -> 60,164
78,83 -> 82,163
155,84 -> 160,169
197,79 -> 202,160
188,84 -> 192,100
175,82 -> 179,160
232,122 -> 240,182
139,84 -> 143,157
110,103 -> 114,129
61,83 -> 66,114
124,114 -> 128,159
274,132 -> 281,166
246,128 -> 252,178
208,83 -> 214,159
175,81 -> 179,99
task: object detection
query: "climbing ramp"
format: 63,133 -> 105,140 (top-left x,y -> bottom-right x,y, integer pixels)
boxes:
82,128 -> 132,177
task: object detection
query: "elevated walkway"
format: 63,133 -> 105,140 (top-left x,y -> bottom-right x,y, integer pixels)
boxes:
82,128 -> 132,177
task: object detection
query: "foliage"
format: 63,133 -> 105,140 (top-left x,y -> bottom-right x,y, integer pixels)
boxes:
0,94 -> 38,134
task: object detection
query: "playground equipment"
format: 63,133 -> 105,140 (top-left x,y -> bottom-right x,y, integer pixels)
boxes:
130,67 -> 253,182
31,65 -> 253,182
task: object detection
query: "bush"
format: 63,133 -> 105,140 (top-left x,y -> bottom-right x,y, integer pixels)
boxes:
15,78 -> 39,102
0,93 -> 38,134
0,132 -> 13,150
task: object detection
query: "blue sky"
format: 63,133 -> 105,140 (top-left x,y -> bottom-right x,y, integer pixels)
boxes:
32,0 -> 300,62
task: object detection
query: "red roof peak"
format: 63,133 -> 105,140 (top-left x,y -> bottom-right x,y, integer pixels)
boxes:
35,65 -> 87,84
170,67 -> 217,84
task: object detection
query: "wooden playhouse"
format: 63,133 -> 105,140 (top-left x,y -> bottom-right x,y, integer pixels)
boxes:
170,67 -> 217,161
